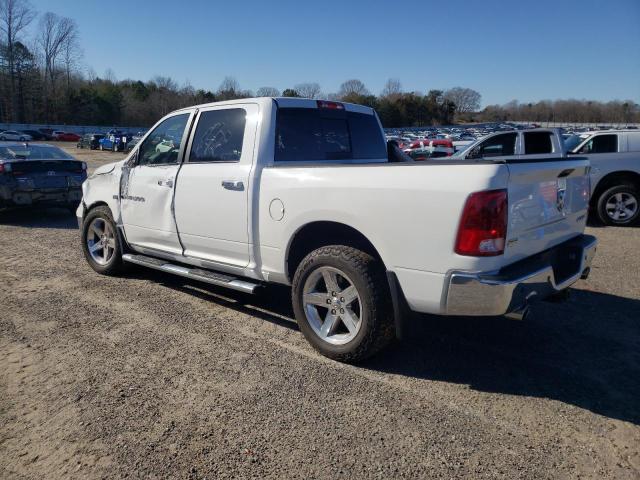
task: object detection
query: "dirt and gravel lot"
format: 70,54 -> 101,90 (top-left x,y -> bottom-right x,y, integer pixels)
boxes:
1,144 -> 639,479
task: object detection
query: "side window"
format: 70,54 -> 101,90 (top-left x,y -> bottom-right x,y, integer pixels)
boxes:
628,134 -> 640,152
580,134 -> 618,154
524,132 -> 554,154
275,108 -> 386,162
138,113 -> 190,166
189,108 -> 246,162
475,133 -> 517,158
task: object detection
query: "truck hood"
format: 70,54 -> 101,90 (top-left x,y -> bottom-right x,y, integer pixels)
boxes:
92,159 -> 125,176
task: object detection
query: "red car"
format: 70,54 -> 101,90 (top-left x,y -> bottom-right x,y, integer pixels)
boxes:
56,132 -> 81,142
403,139 -> 454,159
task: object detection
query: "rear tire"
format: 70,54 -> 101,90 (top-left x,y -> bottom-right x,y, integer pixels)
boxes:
292,245 -> 394,362
596,184 -> 639,226
81,206 -> 125,276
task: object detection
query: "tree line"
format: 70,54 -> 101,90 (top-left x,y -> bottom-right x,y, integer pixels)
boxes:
1,0 -> 638,129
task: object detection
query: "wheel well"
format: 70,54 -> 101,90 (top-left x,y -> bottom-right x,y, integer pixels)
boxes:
85,201 -> 109,214
286,222 -> 383,282
591,171 -> 640,206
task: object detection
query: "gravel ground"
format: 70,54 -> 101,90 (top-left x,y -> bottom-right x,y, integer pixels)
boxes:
0,144 -> 639,479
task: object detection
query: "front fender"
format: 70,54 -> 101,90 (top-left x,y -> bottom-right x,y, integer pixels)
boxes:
81,161 -> 124,223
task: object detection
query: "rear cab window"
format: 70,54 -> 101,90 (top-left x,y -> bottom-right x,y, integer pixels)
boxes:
524,132 -> 554,154
275,107 -> 386,162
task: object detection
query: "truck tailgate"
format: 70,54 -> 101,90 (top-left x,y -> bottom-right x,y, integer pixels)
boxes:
504,159 -> 590,264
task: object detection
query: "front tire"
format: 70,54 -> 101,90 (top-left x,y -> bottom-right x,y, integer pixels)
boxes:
292,245 -> 394,362
596,184 -> 639,226
81,206 -> 125,275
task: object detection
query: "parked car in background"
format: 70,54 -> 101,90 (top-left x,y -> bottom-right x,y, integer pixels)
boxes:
77,97 -> 596,362
0,130 -> 32,141
20,130 -> 49,141
0,143 -> 87,212
56,132 -> 81,142
569,130 -> 640,225
77,133 -> 104,150
403,139 -> 454,158
99,130 -> 130,152
51,130 -> 66,139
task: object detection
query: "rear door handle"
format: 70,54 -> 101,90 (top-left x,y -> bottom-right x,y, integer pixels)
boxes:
157,178 -> 174,188
221,180 -> 244,191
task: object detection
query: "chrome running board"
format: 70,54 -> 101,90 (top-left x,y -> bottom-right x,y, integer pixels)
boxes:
122,254 -> 260,294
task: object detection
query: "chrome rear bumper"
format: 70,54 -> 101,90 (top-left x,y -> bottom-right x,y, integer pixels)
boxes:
444,234 -> 597,316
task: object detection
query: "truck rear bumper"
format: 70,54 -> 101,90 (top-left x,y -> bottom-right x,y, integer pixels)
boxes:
443,234 -> 597,316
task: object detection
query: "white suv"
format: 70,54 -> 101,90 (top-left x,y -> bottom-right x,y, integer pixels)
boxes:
569,130 -> 640,225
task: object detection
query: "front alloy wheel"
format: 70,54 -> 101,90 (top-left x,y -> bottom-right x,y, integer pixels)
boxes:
81,206 -> 125,275
86,217 -> 116,265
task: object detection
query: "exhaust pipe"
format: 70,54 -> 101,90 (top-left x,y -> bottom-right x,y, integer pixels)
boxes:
505,304 -> 531,321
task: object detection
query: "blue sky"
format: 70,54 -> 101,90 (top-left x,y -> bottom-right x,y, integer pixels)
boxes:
26,0 -> 640,106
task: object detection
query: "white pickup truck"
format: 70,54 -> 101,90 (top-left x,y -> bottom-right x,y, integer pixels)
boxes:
77,98 -> 597,362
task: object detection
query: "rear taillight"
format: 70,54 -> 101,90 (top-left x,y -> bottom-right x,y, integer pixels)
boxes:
317,100 -> 344,110
455,189 -> 508,256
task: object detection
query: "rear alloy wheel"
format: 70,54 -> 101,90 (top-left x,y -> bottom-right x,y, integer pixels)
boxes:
81,206 -> 125,275
302,266 -> 363,345
292,245 -> 394,362
597,185 -> 639,226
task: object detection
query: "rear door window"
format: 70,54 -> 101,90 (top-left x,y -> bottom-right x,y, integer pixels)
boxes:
275,108 -> 385,161
189,108 -> 246,162
580,134 -> 618,153
524,132 -> 554,154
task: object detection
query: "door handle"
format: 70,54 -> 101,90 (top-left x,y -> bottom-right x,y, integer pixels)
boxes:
157,178 -> 174,188
221,180 -> 244,191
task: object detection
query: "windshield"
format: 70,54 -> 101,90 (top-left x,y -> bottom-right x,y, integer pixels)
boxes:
563,134 -> 586,152
0,144 -> 74,160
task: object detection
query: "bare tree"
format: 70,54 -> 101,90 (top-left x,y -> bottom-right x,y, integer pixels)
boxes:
62,25 -> 80,92
37,11 -> 78,119
338,79 -> 369,98
444,87 -> 481,114
0,0 -> 36,121
218,76 -> 239,93
294,82 -> 322,99
381,78 -> 402,98
256,86 -> 280,97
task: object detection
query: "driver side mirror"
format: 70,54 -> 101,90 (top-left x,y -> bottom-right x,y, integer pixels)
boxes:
125,148 -> 138,168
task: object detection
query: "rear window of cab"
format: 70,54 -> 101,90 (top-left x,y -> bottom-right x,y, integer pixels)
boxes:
275,108 -> 386,162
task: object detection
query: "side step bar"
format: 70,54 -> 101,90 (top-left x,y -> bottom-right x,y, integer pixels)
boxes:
122,254 -> 260,294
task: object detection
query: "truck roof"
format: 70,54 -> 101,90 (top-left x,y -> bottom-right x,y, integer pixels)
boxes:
172,97 -> 376,116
